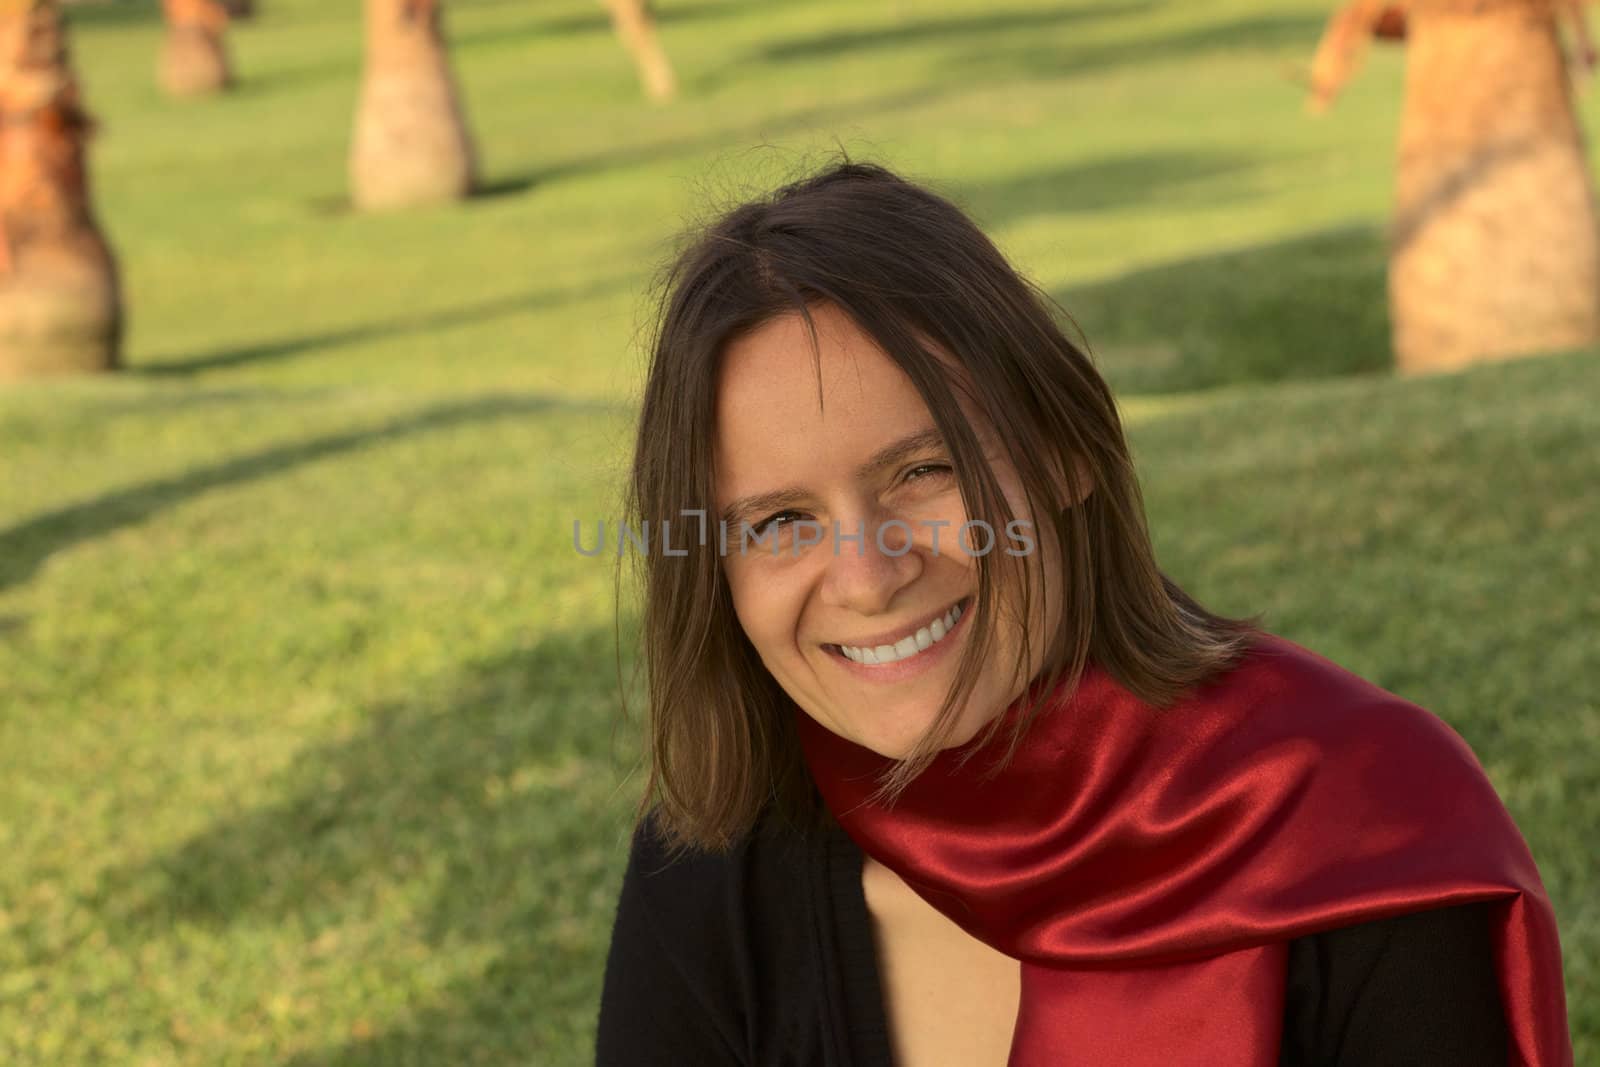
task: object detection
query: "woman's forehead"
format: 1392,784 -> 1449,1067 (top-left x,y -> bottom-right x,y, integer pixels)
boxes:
714,303 -> 981,424
710,308 -> 1000,498
714,322 -> 930,481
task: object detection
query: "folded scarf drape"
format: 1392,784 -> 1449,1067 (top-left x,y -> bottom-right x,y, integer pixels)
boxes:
795,631 -> 1572,1065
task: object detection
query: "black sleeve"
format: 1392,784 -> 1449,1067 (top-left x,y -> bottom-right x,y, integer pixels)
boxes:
1280,901 -> 1510,1066
593,818 -> 744,1067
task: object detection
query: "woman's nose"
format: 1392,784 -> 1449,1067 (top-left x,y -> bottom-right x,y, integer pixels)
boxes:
818,514 -> 924,616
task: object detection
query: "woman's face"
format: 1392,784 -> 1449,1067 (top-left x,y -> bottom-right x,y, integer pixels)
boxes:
713,303 -> 1074,760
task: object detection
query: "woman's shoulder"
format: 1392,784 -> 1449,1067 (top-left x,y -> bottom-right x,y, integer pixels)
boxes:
1205,631 -> 1491,775
1282,901 -> 1509,1064
598,805 -> 859,1066
616,805 -> 831,921
626,802 -> 830,863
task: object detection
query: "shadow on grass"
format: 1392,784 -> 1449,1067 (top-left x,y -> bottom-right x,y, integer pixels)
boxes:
956,148 -> 1263,231
758,0 -> 1157,62
89,621 -> 642,1064
468,174 -> 543,201
228,55 -> 361,101
466,7 -> 1329,198
131,279 -> 625,377
950,10 -> 1331,82
63,0 -> 162,29
451,79 -> 969,200
1052,224 -> 1393,395
0,393 -> 622,594
709,6 -> 1323,89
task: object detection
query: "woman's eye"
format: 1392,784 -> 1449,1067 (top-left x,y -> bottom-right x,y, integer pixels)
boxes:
754,510 -> 804,534
904,463 -> 954,483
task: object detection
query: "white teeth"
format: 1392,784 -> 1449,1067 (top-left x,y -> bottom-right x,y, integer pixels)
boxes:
837,601 -> 966,666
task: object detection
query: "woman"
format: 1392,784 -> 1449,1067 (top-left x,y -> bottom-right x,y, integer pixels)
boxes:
594,161 -> 1572,1065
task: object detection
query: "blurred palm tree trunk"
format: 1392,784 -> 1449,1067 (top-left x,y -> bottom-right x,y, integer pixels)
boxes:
1311,0 -> 1600,374
1392,2 -> 1600,372
604,0 -> 675,101
159,0 -> 232,97
350,0 -> 476,211
0,0 -> 121,380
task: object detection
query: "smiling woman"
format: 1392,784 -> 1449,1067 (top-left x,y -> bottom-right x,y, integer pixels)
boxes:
594,161 -> 1573,1066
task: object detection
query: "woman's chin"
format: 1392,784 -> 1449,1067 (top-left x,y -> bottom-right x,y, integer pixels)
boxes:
847,703 -> 994,762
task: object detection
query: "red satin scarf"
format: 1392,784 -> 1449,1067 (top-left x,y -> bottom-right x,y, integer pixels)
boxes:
795,631 -> 1572,1065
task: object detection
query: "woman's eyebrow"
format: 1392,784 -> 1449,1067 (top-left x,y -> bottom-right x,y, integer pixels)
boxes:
718,427 -> 947,528
855,426 -> 947,481
718,487 -> 810,529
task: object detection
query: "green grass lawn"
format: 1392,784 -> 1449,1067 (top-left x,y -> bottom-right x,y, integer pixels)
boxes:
2,0 -> 1596,1062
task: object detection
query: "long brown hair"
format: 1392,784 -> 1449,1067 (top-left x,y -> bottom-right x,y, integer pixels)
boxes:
623,159 -> 1263,857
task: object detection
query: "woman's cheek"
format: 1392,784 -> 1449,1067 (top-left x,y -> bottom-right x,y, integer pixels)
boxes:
728,568 -> 803,651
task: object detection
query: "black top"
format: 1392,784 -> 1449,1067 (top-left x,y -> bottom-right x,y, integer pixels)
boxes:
595,809 -> 1509,1065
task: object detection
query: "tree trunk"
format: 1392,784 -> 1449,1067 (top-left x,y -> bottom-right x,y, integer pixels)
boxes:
159,0 -> 232,98
0,0 -> 121,381
349,0 -> 475,211
1389,1 -> 1600,373
604,0 -> 676,102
